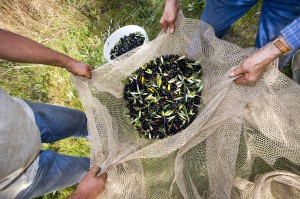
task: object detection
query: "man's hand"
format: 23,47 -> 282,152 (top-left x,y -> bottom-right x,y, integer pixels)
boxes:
229,39 -> 285,84
160,0 -> 180,33
0,28 -> 94,79
66,60 -> 94,79
68,166 -> 108,199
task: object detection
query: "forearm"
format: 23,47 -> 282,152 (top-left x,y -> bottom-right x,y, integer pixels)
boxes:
0,29 -> 74,69
245,35 -> 287,70
166,0 -> 179,3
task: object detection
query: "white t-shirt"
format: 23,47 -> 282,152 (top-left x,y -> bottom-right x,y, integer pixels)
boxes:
0,88 -> 41,198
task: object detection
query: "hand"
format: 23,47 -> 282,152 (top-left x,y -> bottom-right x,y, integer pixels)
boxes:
229,42 -> 282,84
68,166 -> 108,199
160,0 -> 180,33
66,60 -> 94,79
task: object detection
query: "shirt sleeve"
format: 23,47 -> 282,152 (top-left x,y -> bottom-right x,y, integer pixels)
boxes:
281,17 -> 300,50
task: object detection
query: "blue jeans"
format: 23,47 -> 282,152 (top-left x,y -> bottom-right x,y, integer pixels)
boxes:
16,101 -> 90,199
201,0 -> 300,69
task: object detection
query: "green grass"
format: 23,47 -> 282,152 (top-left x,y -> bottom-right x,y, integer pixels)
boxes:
0,0 -> 268,198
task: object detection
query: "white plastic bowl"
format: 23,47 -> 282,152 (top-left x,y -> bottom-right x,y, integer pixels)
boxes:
103,25 -> 148,61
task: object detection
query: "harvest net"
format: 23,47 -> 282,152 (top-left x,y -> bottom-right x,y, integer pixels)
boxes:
72,12 -> 300,198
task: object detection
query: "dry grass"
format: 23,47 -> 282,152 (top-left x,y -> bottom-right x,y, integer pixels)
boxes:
0,0 -> 88,108
0,0 -> 85,43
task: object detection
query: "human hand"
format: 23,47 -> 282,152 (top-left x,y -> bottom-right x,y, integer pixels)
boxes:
68,166 -> 108,199
228,42 -> 282,84
160,0 -> 180,33
66,60 -> 94,79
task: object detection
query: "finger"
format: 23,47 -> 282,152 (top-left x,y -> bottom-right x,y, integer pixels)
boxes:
234,75 -> 255,84
228,66 -> 245,78
168,22 -> 175,34
233,76 -> 248,84
88,166 -> 101,177
97,172 -> 108,192
99,172 -> 108,181
160,18 -> 168,33
97,172 -> 108,190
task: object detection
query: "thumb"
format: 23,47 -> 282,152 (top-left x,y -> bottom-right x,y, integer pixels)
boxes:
84,70 -> 92,79
88,166 -> 101,177
85,64 -> 94,79
228,66 -> 245,78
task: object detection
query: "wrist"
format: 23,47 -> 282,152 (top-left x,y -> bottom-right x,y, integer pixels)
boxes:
166,0 -> 180,6
271,35 -> 292,55
264,40 -> 283,59
54,52 -> 76,69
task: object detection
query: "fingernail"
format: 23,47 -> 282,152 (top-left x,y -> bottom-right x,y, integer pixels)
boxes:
170,29 -> 174,34
228,71 -> 234,77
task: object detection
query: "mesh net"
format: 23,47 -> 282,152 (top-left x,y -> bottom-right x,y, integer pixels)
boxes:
72,12 -> 300,199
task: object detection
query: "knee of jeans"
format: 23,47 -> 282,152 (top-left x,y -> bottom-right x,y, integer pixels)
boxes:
38,150 -> 90,168
76,112 -> 89,137
64,109 -> 89,137
38,150 -> 56,167
73,110 -> 87,125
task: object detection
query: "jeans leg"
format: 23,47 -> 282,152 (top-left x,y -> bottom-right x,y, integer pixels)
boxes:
291,49 -> 300,83
16,150 -> 90,199
255,0 -> 300,69
24,100 -> 88,143
201,0 -> 258,38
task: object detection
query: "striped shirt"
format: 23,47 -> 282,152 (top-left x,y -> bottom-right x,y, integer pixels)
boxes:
281,17 -> 300,50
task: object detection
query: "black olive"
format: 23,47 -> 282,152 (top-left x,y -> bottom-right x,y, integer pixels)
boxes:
123,54 -> 203,139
